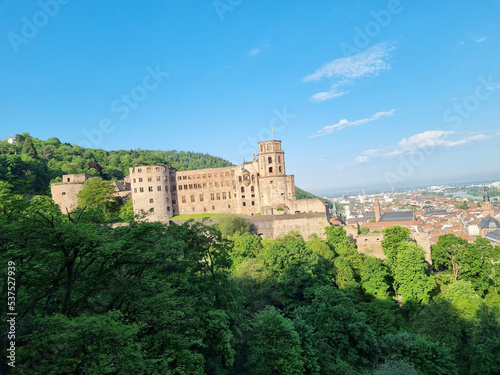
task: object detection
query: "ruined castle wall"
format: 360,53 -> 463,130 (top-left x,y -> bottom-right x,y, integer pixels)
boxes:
288,198 -> 326,214
51,182 -> 85,213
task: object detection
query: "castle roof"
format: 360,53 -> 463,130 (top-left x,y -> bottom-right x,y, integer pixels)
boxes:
480,215 -> 500,229
485,230 -> 500,244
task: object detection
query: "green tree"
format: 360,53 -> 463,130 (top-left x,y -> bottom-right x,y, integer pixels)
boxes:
22,136 -> 38,158
374,360 -> 418,375
431,233 -> 468,275
76,177 -> 119,217
248,306 -> 304,375
393,242 -> 435,307
382,226 -> 411,269
361,257 -> 391,299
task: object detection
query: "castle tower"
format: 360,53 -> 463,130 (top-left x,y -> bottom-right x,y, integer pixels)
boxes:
483,187 -> 494,218
374,196 -> 381,222
129,165 -> 175,222
257,140 -> 295,207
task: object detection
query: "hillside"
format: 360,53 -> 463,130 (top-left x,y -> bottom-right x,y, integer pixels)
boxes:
0,133 -> 233,195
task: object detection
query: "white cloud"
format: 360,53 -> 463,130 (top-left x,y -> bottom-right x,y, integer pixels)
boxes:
310,109 -> 395,138
486,85 -> 500,91
475,37 -> 488,42
338,130 -> 491,169
303,43 -> 395,102
248,48 -> 261,57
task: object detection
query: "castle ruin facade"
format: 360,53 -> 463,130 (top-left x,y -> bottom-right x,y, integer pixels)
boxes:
129,140 -> 326,221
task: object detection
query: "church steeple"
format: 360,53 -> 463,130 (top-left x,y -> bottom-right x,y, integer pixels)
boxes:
483,186 -> 490,202
482,187 -> 494,218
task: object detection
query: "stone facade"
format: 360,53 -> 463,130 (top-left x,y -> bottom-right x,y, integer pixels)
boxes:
130,140 -> 326,222
50,174 -> 91,213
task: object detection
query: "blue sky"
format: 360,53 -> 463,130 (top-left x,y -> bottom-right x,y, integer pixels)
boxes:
1,1 -> 499,195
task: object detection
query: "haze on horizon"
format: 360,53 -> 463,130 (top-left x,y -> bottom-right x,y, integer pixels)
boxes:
1,1 -> 499,195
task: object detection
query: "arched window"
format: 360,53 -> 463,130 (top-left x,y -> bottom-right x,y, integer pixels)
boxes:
268,156 -> 272,163
238,176 -> 242,182
241,186 -> 245,193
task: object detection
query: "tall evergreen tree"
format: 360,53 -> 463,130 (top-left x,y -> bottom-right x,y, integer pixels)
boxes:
21,136 -> 38,158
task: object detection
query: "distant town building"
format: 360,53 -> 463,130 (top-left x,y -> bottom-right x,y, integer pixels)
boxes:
6,136 -> 16,144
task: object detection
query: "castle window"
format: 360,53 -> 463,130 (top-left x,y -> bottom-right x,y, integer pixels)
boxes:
150,198 -> 154,203
140,187 -> 144,192
216,193 -> 221,200
148,177 -> 152,182
62,192 -> 66,195
203,183 -> 207,188
238,176 -> 242,182
268,157 -> 272,163
156,167 -> 160,171
166,197 -> 169,202
148,186 -> 153,192
252,201 -> 255,206
251,186 -> 254,192
242,195 -> 245,199
204,207 -> 206,212
179,185 -> 183,190
150,207 -> 154,212
243,202 -> 246,206
133,179 -> 136,183
269,167 -> 273,173
279,166 -> 282,172
200,194 -> 204,202
190,195 -> 195,202
260,145 -> 263,152
184,185 -> 187,190
147,167 -> 151,172
202,174 -> 206,178
222,192 -> 227,199
211,193 -> 215,200
178,176 -> 182,181
278,156 -> 281,163
157,176 -> 161,181
192,207 -> 195,212
67,177 -> 70,182
134,188 -> 137,193
228,192 -> 231,199
228,204 -> 231,208
139,178 -> 143,182
241,186 -> 245,193
137,168 -> 142,172
214,173 -> 218,177
183,176 -> 187,180
157,186 -> 162,191
172,200 -> 176,204
182,196 -> 186,203
165,185 -> 168,191
189,184 -> 193,189
212,205 -> 215,210
167,206 -> 170,211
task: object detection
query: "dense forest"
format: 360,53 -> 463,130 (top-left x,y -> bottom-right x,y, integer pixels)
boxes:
0,133 -> 233,196
1,178 -> 500,374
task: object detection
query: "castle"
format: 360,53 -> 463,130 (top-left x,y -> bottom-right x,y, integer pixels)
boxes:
129,140 -> 326,221
50,140 -> 328,225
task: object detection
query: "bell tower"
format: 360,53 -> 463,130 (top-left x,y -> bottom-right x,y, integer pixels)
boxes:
257,140 -> 286,178
483,187 -> 494,218
257,140 -> 295,207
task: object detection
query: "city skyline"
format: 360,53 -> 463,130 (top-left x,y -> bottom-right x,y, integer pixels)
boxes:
2,1 -> 499,194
